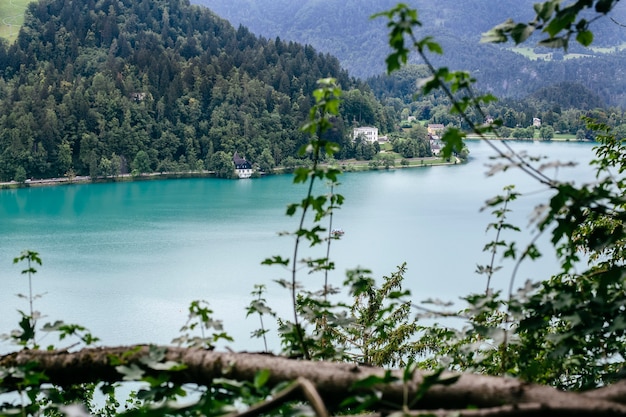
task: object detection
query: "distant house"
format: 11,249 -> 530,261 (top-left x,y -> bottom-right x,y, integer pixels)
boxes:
533,117 -> 542,127
233,152 -> 253,179
427,124 -> 445,137
353,126 -> 379,143
130,92 -> 146,102
430,140 -> 442,156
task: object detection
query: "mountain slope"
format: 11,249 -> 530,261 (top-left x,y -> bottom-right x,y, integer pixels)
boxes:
195,0 -> 626,105
0,0 -> 372,181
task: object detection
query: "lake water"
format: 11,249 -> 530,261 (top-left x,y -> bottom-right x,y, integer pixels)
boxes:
0,140 -> 597,353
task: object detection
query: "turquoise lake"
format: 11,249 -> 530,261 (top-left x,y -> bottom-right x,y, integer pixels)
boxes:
0,141 -> 597,352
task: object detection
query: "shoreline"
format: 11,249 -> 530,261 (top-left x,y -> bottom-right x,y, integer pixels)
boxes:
464,135 -> 593,142
2,138 -> 594,190
0,155 -> 461,190
0,171 -> 218,190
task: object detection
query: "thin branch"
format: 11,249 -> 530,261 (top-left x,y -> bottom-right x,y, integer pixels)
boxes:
324,183 -> 336,301
485,192 -> 512,294
229,377 -> 329,417
610,16 -> 626,28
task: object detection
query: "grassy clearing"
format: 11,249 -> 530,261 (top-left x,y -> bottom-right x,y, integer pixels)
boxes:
590,42 -> 626,53
553,133 -> 579,140
564,53 -> 593,59
466,132 -> 499,139
510,43 -> 626,62
0,0 -> 29,44
380,142 -> 394,152
508,46 -> 552,61
332,155 -> 455,173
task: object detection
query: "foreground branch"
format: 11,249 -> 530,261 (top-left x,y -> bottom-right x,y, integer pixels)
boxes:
2,346 -> 626,416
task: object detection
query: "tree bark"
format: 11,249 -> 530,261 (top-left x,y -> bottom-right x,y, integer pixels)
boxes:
2,345 -> 626,416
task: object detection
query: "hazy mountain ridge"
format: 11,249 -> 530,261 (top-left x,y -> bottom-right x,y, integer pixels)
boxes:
195,0 -> 626,105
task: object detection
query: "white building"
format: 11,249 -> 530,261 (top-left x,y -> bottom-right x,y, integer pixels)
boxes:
353,126 -> 379,143
233,152 -> 253,179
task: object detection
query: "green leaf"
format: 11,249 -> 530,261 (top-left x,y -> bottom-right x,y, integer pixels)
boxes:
285,203 -> 298,216
18,364 -> 49,387
440,128 -> 466,159
523,243 -> 542,260
293,167 -> 310,184
403,359 -> 418,383
510,23 -> 535,44
416,36 -> 442,54
596,0 -> 616,13
544,10 -> 576,38
480,19 -> 515,43
535,1 -> 557,21
116,364 -> 145,381
538,36 -> 568,49
410,369 -> 460,405
576,29 -> 593,46
350,371 -> 397,390
41,320 -> 64,332
480,28 -> 508,44
608,315 -> 626,332
253,369 -> 271,389
18,316 -> 35,343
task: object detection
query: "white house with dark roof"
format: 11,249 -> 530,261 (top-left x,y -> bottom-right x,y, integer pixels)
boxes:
353,126 -> 379,143
233,152 -> 253,178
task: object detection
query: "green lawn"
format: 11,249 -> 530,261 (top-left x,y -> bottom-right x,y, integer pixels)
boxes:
0,0 -> 30,44
553,133 -> 578,140
508,46 -> 553,61
590,42 -> 626,53
509,43 -> 626,61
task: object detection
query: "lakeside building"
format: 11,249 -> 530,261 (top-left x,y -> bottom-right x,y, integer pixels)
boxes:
233,152 -> 253,178
430,139 -> 442,156
353,126 -> 379,143
427,124 -> 445,138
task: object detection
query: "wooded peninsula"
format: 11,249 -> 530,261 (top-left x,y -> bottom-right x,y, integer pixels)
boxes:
0,0 -> 623,183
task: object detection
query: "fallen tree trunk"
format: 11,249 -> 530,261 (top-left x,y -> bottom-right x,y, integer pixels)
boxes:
1,345 -> 626,416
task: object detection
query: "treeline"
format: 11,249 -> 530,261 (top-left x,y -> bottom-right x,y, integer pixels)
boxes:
369,64 -> 626,140
0,0 -> 395,181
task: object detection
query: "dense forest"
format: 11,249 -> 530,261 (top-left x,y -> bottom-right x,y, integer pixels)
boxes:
0,0 -> 397,181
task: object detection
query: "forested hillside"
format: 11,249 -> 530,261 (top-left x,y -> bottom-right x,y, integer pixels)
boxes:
197,0 -> 626,105
367,64 -> 625,141
0,0 -> 395,182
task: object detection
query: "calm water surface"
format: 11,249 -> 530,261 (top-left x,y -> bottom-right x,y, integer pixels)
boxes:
0,141 -> 597,352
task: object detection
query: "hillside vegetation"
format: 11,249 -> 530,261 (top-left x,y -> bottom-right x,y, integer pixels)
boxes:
0,0 -> 398,182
